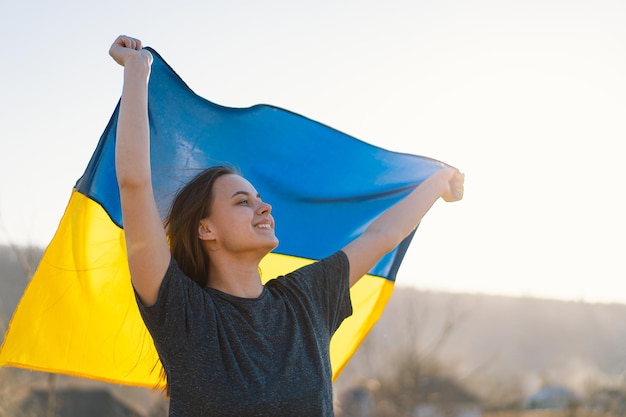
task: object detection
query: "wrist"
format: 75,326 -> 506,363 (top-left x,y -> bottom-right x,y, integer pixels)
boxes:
431,167 -> 455,185
421,168 -> 455,200
123,59 -> 151,87
125,53 -> 151,71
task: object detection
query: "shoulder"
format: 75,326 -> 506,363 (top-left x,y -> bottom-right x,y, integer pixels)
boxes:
265,251 -> 353,334
272,251 -> 349,282
135,256 -> 210,320
266,251 -> 350,299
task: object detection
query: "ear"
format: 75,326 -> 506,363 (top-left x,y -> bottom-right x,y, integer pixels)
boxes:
198,219 -> 216,241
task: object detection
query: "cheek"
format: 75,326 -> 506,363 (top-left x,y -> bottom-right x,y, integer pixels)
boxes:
215,208 -> 253,231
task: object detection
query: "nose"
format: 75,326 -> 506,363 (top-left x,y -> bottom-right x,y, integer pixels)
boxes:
257,201 -> 272,215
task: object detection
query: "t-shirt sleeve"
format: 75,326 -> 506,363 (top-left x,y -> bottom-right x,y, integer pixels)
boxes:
275,250 -> 353,335
134,256 -> 211,361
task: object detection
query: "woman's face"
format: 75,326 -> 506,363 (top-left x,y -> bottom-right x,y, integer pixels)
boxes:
201,174 -> 278,255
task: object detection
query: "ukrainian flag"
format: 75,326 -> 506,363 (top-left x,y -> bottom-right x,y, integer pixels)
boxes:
0,48 -> 447,387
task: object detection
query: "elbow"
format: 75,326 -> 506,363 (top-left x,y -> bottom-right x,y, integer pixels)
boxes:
116,169 -> 152,191
364,227 -> 408,255
115,153 -> 152,189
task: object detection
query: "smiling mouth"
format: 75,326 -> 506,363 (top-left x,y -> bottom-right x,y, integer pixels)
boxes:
255,223 -> 272,230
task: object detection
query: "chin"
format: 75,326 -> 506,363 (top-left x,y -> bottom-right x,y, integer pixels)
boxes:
267,237 -> 279,251
264,236 -> 279,252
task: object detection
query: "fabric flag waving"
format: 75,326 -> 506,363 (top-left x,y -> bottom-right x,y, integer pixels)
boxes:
0,48 -> 447,388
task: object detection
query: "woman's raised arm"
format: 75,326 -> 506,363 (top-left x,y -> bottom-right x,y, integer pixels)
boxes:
342,167 -> 464,287
110,36 -> 171,305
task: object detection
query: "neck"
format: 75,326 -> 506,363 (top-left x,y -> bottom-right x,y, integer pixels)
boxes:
206,252 -> 264,298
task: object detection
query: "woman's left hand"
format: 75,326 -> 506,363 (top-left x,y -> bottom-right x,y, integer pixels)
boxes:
441,168 -> 465,202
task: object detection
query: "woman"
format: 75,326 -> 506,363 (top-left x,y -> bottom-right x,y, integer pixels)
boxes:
110,35 -> 464,417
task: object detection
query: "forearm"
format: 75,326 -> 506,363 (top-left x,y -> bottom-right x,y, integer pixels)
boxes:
115,57 -> 152,189
364,169 -> 453,251
343,167 -> 462,286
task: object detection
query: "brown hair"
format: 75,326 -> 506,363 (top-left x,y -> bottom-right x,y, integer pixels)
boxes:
164,165 -> 238,288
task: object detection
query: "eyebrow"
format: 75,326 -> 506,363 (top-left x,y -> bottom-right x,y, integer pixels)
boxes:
231,190 -> 261,199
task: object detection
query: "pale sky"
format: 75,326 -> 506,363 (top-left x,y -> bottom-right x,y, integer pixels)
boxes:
1,0 -> 624,303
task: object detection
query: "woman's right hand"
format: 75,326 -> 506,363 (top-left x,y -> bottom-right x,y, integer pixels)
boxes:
109,35 -> 152,67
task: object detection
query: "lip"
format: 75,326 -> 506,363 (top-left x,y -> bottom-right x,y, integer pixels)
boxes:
254,220 -> 273,230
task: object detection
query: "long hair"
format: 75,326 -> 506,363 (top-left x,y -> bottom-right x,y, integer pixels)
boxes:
164,165 -> 238,288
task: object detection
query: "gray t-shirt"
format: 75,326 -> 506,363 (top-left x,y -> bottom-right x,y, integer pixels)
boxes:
137,251 -> 352,417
